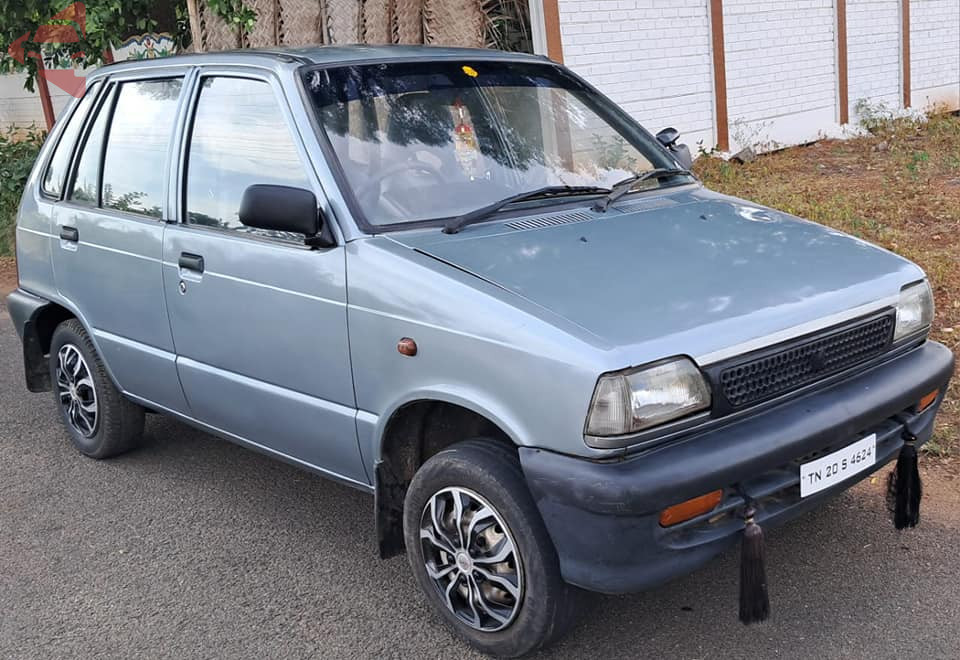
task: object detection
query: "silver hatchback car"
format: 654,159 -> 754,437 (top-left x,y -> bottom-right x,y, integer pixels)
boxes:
7,46 -> 954,657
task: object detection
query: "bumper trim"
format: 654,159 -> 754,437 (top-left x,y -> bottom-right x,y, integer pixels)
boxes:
520,341 -> 954,594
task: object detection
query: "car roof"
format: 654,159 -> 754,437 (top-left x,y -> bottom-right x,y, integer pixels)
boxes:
277,44 -> 546,64
89,44 -> 549,78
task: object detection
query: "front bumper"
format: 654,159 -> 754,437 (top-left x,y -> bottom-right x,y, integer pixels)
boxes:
520,340 -> 954,594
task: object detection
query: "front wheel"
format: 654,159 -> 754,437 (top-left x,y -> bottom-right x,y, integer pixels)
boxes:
403,440 -> 577,657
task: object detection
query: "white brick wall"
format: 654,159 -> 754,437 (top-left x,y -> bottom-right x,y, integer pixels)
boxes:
910,0 -> 960,108
723,0 -> 840,150
847,0 -> 901,117
557,0 -> 716,149
556,0 -> 959,153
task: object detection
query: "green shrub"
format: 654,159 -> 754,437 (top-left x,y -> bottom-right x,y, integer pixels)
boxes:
0,127 -> 45,256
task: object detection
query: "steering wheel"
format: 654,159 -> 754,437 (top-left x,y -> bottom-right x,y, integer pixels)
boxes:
356,160 -> 447,202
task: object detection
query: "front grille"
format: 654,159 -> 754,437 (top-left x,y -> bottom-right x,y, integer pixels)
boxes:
713,312 -> 894,410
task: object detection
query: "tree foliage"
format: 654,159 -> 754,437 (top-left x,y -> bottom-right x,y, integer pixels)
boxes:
0,0 -> 157,92
206,0 -> 256,35
0,127 -> 44,255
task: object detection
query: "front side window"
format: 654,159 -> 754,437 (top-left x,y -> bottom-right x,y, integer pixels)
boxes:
41,81 -> 100,197
303,61 -> 681,229
101,78 -> 183,217
185,76 -> 310,238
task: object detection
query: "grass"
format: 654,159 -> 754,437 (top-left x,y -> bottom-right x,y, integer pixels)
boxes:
694,111 -> 960,458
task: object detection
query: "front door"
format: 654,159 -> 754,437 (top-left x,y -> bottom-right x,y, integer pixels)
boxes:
162,72 -> 366,485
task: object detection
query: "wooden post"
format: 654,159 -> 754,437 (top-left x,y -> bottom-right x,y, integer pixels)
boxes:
837,0 -> 849,124
710,0 -> 729,152
542,0 -> 563,63
901,0 -> 911,108
273,0 -> 281,46
34,56 -> 56,131
186,0 -> 204,52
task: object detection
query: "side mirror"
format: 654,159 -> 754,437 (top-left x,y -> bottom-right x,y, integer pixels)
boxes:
656,127 -> 693,170
239,184 -> 334,248
655,127 -> 680,148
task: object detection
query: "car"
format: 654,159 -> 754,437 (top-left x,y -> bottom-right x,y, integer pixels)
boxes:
6,45 -> 954,657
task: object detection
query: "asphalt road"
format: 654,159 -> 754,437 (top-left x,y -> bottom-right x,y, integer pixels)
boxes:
2,302 -> 959,659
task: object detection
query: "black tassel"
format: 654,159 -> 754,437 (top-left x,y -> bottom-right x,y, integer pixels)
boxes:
739,506 -> 770,625
887,431 -> 922,529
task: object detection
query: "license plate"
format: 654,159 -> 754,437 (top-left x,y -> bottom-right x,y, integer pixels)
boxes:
799,434 -> 876,497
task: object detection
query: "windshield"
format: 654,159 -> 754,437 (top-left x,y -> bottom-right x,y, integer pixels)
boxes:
303,60 -> 681,229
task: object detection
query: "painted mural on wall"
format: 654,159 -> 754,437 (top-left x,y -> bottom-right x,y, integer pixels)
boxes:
111,33 -> 177,62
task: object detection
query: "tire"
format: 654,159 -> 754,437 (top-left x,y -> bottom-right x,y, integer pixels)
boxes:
403,439 -> 577,657
49,319 -> 145,459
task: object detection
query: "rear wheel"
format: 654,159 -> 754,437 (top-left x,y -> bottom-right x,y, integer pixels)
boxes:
403,440 -> 577,657
49,319 -> 144,458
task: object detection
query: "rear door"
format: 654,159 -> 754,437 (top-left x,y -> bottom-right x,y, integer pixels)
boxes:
20,80 -> 101,300
51,69 -> 191,413
162,69 -> 366,485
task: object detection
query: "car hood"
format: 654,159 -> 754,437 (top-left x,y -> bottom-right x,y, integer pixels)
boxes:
386,187 -> 922,365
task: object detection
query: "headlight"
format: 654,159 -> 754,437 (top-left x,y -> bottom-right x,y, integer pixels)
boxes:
895,280 -> 934,341
585,357 -> 711,439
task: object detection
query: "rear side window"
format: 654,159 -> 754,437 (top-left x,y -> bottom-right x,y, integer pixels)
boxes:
101,78 -> 182,217
41,81 -> 100,197
185,76 -> 309,236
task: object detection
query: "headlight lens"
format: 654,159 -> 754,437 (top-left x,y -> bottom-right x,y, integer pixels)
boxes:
585,357 -> 711,438
895,281 -> 934,341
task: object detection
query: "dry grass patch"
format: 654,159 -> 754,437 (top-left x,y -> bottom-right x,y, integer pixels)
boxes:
0,256 -> 16,297
694,112 -> 960,458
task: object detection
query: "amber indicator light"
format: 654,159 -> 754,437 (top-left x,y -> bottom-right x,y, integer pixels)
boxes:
397,337 -> 418,356
659,489 -> 723,527
916,389 -> 939,413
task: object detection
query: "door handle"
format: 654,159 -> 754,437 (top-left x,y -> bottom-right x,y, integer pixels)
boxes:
59,226 -> 79,242
178,252 -> 205,273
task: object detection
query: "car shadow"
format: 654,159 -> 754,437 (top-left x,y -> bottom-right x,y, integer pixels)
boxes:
131,413 -> 953,659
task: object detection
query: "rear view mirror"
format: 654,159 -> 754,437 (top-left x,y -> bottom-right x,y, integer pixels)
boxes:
656,127 -> 693,170
239,184 -> 334,247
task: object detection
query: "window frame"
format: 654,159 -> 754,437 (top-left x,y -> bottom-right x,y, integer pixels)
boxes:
63,81 -> 117,208
39,80 -> 103,201
56,66 -> 192,225
177,67 -> 331,249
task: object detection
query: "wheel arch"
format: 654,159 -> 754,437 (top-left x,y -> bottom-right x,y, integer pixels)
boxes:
7,289 -> 119,393
374,394 -> 521,559
8,290 -> 75,392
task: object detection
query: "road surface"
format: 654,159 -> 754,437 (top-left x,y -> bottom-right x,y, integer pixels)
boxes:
1,300 -> 959,659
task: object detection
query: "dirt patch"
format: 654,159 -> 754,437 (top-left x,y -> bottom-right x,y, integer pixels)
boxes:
695,112 -> 960,457
0,256 -> 16,299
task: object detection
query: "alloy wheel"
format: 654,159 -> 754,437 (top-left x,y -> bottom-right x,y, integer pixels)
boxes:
55,344 -> 98,438
419,486 -> 524,632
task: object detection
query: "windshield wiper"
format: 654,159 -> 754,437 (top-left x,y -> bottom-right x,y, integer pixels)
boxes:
442,185 -> 611,234
591,168 -> 693,212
